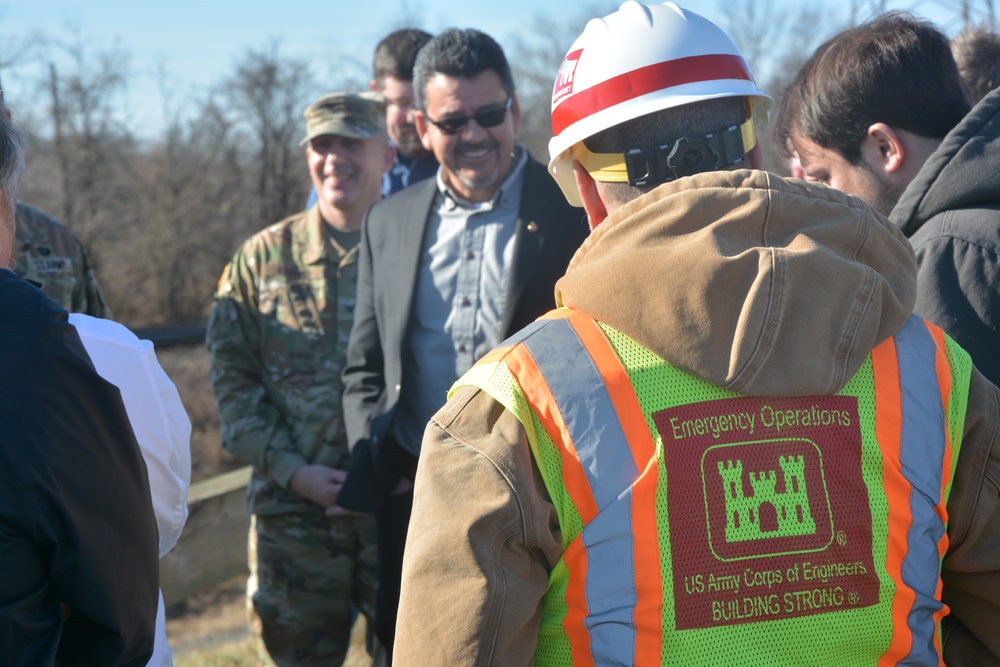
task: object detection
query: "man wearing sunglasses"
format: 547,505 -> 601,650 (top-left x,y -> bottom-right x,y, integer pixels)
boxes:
339,28 -> 588,662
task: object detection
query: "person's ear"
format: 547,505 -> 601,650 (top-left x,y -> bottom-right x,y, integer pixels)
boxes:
415,112 -> 433,152
862,123 -> 905,175
573,161 -> 607,230
369,79 -> 379,93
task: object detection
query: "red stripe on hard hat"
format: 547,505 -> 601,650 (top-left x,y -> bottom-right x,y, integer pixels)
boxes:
551,53 -> 754,136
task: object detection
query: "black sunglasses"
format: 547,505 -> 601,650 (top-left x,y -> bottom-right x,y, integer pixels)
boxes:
425,97 -> 512,135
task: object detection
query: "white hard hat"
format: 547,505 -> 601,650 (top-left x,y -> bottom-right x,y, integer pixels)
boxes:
548,1 -> 774,206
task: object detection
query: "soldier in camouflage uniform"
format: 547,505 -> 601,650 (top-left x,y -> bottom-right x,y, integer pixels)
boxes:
14,203 -> 110,317
206,92 -> 394,667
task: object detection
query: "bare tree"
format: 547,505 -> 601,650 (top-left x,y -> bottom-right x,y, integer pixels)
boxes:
110,46 -> 314,324
14,0 -> 957,328
508,2 -> 617,161
219,42 -> 313,230
0,31 -> 36,99
18,38 -> 317,325
31,31 -> 141,299
961,0 -> 996,28
720,0 -> 792,80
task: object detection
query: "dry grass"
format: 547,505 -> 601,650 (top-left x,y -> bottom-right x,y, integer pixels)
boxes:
174,631 -> 371,667
167,575 -> 370,667
156,344 -> 242,483
175,636 -> 264,667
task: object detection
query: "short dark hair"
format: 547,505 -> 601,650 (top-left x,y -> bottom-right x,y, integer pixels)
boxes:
952,24 -> 1000,104
412,28 -> 515,110
774,12 -> 970,164
586,97 -> 748,207
0,100 -> 24,213
372,28 -> 433,84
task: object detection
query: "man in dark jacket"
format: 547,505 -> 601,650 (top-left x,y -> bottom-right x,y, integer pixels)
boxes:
774,12 -> 1000,387
0,99 -> 159,666
340,28 -> 588,661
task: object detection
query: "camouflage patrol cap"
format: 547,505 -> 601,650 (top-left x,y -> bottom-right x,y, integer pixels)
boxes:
300,91 -> 386,145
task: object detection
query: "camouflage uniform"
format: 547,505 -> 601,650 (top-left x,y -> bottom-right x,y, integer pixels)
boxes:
14,203 -> 110,317
207,205 -> 376,667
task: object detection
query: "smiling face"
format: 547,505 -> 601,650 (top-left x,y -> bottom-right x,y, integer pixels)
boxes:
307,133 -> 393,231
415,69 -> 521,203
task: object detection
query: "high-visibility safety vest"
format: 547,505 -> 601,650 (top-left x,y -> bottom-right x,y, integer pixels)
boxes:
455,308 -> 971,666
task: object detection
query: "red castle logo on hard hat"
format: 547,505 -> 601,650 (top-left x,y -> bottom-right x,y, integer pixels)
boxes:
552,49 -> 583,107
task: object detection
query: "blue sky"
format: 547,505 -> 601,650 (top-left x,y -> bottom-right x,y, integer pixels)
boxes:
0,0 -> 984,138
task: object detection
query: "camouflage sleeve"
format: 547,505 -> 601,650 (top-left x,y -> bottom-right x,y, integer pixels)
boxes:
72,243 -> 111,319
14,203 -> 110,317
205,250 -> 307,488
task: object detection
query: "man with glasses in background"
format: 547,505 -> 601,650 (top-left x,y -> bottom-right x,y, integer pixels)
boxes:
339,27 -> 588,661
371,28 -> 438,196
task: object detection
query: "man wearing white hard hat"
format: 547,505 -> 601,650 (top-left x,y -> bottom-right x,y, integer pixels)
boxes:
394,2 -> 1000,665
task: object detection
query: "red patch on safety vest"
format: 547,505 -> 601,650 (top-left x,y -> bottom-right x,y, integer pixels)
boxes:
654,395 -> 879,629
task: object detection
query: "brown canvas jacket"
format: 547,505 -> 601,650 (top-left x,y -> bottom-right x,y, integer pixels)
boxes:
394,171 -> 1000,665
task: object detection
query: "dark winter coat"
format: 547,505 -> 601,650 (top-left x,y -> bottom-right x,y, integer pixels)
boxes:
891,86 -> 1000,386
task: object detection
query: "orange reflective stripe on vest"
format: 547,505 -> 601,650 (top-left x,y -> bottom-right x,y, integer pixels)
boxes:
466,310 -> 968,666
500,311 -> 660,665
874,316 -> 955,666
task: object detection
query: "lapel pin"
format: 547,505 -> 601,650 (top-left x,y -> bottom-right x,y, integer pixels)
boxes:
526,221 -> 538,233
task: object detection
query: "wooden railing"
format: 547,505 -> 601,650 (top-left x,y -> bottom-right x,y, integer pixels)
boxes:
140,324 -> 243,605
132,322 -> 208,349
160,466 -> 252,606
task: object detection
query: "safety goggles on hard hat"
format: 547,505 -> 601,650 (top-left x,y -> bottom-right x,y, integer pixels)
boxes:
425,97 -> 512,135
572,116 -> 757,187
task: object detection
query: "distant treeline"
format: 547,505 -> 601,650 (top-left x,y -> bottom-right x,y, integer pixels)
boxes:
9,1 -> 927,327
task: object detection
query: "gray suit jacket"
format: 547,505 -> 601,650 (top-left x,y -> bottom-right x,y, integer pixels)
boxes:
340,156 -> 588,511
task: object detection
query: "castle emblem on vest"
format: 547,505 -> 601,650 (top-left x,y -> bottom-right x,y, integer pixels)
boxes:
718,455 -> 817,543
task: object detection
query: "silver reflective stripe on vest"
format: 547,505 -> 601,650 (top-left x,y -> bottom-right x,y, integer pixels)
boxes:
498,316 -> 550,349
522,317 -> 638,666
894,315 -> 949,664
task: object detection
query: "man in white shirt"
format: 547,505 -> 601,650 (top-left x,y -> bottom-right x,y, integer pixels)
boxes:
70,313 -> 192,667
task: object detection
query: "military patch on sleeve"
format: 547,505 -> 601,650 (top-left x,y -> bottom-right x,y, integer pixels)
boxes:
216,263 -> 233,295
30,255 -> 72,274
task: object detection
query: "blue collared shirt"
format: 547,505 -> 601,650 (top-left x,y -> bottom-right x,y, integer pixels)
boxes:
382,152 -> 439,197
391,147 -> 529,453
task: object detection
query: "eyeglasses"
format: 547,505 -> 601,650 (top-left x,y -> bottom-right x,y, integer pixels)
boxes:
424,97 -> 512,135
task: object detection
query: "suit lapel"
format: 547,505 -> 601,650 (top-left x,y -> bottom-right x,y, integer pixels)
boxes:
502,159 -> 551,334
393,181 -> 439,350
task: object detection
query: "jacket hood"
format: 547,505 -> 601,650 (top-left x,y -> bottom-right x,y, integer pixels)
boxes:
555,170 -> 916,396
892,86 -> 1000,235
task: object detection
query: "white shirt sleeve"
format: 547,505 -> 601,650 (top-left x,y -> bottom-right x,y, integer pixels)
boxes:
68,314 -> 192,557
